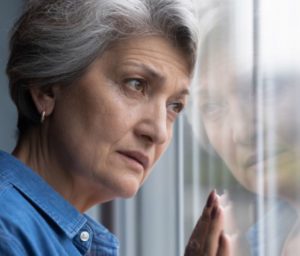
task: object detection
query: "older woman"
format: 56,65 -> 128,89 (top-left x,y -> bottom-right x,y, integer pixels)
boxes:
0,0 -> 228,255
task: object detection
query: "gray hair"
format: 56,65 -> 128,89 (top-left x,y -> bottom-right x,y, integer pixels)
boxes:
7,0 -> 199,135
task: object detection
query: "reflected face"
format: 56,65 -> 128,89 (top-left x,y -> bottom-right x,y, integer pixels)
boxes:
50,36 -> 190,202
199,53 -> 300,197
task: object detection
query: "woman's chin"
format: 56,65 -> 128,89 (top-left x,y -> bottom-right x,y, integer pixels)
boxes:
119,187 -> 139,199
116,179 -> 141,199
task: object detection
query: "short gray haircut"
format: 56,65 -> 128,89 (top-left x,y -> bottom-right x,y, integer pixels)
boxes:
7,0 -> 199,135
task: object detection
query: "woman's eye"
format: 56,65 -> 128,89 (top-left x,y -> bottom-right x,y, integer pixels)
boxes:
168,102 -> 184,115
200,102 -> 226,120
125,78 -> 147,93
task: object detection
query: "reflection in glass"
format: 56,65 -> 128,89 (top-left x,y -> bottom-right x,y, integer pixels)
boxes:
185,0 -> 300,255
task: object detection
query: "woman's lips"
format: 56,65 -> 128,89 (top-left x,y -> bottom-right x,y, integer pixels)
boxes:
243,154 -> 261,170
243,151 -> 286,170
117,150 -> 149,171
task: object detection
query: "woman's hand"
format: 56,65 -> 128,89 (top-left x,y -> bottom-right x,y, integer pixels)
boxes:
184,190 -> 231,256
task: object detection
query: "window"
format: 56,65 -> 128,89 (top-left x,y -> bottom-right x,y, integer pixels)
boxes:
187,0 -> 300,255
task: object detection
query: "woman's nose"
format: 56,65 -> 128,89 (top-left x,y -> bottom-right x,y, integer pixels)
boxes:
135,103 -> 169,145
231,103 -> 256,146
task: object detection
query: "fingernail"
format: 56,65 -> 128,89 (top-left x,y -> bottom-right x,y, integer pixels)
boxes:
211,205 -> 219,219
206,190 -> 216,208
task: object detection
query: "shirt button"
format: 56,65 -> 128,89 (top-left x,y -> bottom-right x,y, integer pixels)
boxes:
80,231 -> 90,242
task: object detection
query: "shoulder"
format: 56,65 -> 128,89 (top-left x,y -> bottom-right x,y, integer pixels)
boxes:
0,230 -> 27,255
0,183 -> 66,255
0,182 -> 31,219
0,183 -> 34,234
0,182 -> 47,241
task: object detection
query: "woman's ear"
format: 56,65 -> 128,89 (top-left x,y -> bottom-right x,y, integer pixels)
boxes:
29,85 -> 60,117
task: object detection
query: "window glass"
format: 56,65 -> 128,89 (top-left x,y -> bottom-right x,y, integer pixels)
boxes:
186,0 -> 300,255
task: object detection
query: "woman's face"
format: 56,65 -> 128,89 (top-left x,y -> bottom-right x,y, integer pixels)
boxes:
48,36 -> 190,203
199,52 -> 300,198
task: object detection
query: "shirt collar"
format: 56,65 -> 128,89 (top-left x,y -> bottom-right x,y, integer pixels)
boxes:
0,150 -> 87,239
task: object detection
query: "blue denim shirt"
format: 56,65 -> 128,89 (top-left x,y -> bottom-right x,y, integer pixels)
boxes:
0,150 -> 119,256
246,200 -> 297,256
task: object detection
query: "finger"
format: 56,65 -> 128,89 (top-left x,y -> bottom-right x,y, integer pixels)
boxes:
190,191 -> 219,243
184,190 -> 217,255
205,205 -> 224,256
185,208 -> 210,255
217,232 -> 231,256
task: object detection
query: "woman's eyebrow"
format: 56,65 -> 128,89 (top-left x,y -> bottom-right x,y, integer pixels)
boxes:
122,61 -> 190,95
197,88 -> 223,101
178,88 -> 190,97
123,61 -> 165,81
198,89 -> 209,99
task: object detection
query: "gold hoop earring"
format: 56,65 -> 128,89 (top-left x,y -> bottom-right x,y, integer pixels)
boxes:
40,111 -> 46,123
